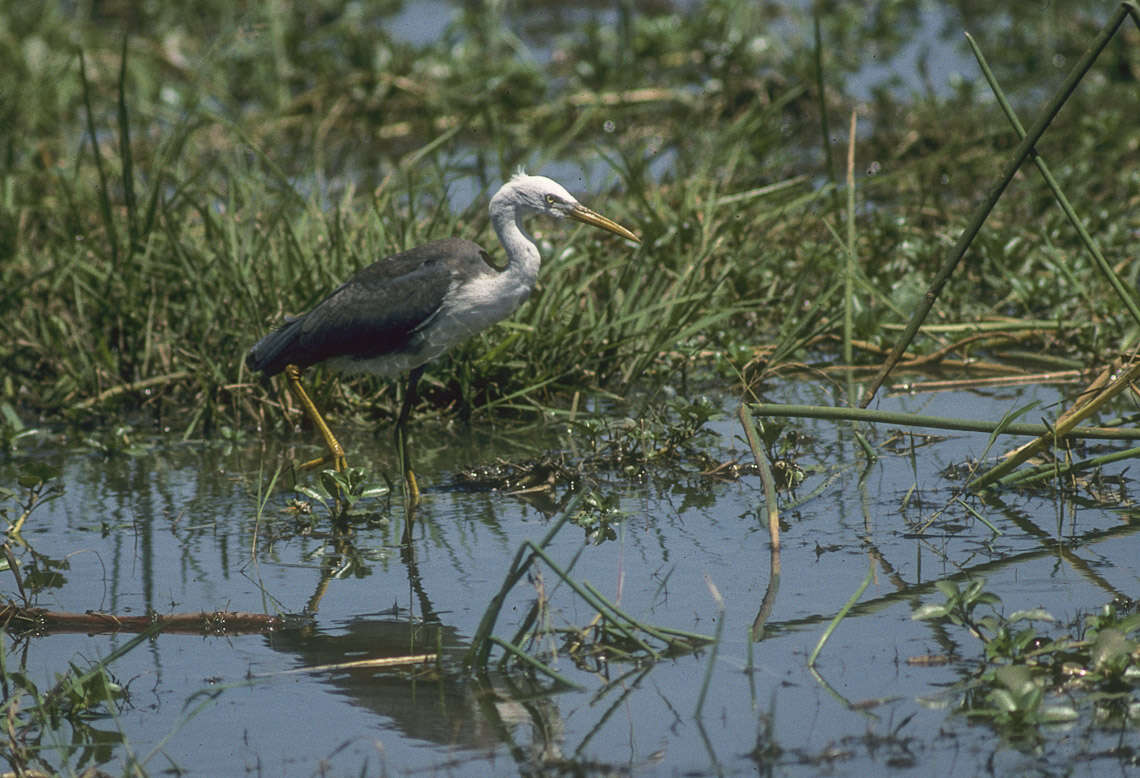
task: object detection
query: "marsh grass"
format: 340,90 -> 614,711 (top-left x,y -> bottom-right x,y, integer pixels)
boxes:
4,0 -> 1136,451
4,35 -> 800,443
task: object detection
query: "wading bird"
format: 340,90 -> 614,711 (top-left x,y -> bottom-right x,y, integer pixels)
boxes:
246,172 -> 640,501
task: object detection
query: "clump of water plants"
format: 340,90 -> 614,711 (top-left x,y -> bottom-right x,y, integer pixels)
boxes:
464,496 -> 715,680
0,629 -> 140,776
457,397 -> 720,487
914,579 -> 1140,736
292,466 -> 392,527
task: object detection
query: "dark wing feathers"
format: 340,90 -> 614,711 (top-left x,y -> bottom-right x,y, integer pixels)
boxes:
246,238 -> 487,377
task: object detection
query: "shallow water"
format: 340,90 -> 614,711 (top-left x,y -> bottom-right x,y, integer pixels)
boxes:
4,378 -> 1137,775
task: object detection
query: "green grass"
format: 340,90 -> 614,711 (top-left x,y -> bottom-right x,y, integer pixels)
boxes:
2,0 -> 1138,441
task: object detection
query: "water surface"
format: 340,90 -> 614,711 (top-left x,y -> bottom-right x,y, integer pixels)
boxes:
5,378 -> 1137,775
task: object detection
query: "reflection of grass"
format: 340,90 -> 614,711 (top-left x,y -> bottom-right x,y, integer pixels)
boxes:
1,473 -> 130,774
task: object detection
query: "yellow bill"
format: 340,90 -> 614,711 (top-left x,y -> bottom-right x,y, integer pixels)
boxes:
569,204 -> 641,243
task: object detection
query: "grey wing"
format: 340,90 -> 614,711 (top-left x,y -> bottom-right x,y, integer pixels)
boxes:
247,238 -> 488,376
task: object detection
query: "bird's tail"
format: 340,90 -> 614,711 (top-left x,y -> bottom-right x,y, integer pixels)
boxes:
245,315 -> 304,378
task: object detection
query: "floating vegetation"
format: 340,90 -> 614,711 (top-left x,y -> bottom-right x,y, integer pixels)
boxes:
914,580 -> 1140,736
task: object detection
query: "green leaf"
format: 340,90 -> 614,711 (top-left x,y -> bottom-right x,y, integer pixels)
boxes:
1011,627 -> 1040,652
988,688 -> 1018,713
912,603 -> 951,620
934,580 -> 962,600
0,403 -> 25,431
964,579 -> 986,601
294,485 -> 328,510
1008,608 -> 1055,623
977,615 -> 1003,634
1091,628 -> 1134,672
995,665 -> 1037,699
319,470 -> 339,498
975,592 -> 1002,608
1040,705 -> 1079,723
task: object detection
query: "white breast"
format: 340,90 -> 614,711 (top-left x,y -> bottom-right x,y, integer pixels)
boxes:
432,270 -> 533,348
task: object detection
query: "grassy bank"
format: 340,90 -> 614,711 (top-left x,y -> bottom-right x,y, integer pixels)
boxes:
2,0 -> 1138,440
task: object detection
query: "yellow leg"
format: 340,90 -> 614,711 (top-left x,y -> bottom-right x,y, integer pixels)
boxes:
284,364 -> 347,472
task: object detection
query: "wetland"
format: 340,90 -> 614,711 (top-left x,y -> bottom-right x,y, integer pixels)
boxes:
3,0 -> 1140,775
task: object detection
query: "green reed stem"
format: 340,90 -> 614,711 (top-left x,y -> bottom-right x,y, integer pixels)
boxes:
843,110 -> 856,368
964,32 -> 1140,328
970,359 -> 1140,491
749,403 -> 1140,441
488,637 -> 584,690
809,561 -> 873,667
999,444 -> 1140,488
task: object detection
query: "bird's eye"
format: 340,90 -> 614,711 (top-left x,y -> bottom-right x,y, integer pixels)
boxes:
545,194 -> 558,205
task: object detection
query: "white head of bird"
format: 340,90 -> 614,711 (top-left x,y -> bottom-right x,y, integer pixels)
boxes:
488,172 -> 640,286
490,173 -> 578,219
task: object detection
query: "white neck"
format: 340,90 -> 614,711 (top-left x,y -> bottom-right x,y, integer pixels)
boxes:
491,204 -> 542,292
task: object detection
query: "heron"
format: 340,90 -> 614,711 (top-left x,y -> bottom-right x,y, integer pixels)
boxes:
246,171 -> 640,501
